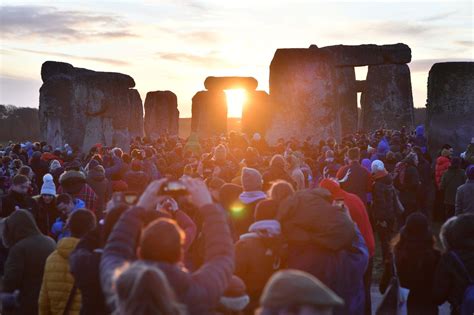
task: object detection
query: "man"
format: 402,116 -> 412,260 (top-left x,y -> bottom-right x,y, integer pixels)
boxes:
100,178 -> 234,315
336,148 -> 372,204
455,165 -> 474,215
258,269 -> 344,315
58,167 -> 98,212
1,174 -> 38,218
51,193 -> 86,240
2,209 -> 56,315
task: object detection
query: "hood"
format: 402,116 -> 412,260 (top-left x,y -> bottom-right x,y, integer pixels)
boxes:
2,209 -> 41,248
319,178 -> 344,200
377,139 -> 390,155
416,125 -> 424,137
56,237 -> 80,259
88,166 -> 106,181
60,170 -> 86,194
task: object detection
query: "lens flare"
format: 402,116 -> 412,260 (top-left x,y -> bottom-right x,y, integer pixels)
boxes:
225,89 -> 246,118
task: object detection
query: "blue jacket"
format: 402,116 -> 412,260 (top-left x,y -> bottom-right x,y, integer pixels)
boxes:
100,205 -> 234,315
287,228 -> 369,315
51,198 -> 85,240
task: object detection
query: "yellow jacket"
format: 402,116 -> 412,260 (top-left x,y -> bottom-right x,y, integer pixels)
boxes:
39,237 -> 82,315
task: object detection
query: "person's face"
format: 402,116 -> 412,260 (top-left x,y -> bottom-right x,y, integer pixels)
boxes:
57,202 -> 73,214
42,194 -> 54,204
12,181 -> 30,195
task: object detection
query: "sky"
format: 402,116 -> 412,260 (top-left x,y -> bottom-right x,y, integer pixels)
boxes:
0,0 -> 472,117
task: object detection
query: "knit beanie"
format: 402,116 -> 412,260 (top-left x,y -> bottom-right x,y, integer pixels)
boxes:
371,160 -> 385,173
41,173 -> 56,196
241,167 -> 263,192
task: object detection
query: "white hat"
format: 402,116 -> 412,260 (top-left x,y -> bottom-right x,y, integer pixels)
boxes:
371,160 -> 385,173
41,173 -> 56,196
253,133 -> 261,141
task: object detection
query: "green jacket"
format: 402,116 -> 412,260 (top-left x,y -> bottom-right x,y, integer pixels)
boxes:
2,210 -> 56,315
440,168 -> 467,205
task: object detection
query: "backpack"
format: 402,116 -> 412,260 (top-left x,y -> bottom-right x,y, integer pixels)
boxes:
450,251 -> 474,315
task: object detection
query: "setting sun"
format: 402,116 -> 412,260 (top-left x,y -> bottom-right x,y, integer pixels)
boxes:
225,89 -> 247,118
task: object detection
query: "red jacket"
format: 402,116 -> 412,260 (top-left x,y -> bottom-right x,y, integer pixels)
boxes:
320,178 -> 376,257
435,156 -> 451,188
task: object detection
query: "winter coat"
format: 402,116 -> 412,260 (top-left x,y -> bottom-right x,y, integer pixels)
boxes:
69,229 -> 108,315
30,156 -> 49,188
86,167 -> 111,215
435,156 -> 451,189
336,162 -> 372,204
104,155 -> 123,180
440,168 -> 467,206
235,220 -> 286,314
2,210 -> 56,315
124,170 -> 149,194
455,180 -> 474,215
396,162 -> 420,215
372,174 -> 397,223
33,195 -> 60,236
100,205 -> 235,315
0,190 -> 38,218
39,237 -> 81,315
433,249 -> 474,315
58,171 -> 98,212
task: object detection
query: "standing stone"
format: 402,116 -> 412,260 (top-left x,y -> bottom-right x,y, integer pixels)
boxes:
266,48 -> 340,143
360,64 -> 414,131
144,91 -> 179,139
334,66 -> 358,136
242,90 -> 271,137
191,90 -> 227,137
39,61 -> 144,152
426,62 -> 474,155
321,43 -> 411,66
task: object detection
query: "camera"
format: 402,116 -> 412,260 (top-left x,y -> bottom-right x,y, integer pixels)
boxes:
159,180 -> 188,197
112,191 -> 139,205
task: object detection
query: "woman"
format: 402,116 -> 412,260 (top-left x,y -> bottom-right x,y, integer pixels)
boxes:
381,212 -> 440,314
287,155 -> 305,190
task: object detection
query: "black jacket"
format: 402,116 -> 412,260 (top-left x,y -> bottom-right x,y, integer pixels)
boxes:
372,175 -> 397,222
0,191 -> 38,218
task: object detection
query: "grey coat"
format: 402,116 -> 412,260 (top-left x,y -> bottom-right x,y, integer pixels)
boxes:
455,180 -> 474,215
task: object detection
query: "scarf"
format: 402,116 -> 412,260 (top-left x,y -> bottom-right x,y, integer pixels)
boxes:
239,191 -> 266,205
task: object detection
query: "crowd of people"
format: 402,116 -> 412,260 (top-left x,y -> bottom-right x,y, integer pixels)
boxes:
0,126 -> 473,315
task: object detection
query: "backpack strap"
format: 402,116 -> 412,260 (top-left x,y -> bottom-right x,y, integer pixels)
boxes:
450,251 -> 473,283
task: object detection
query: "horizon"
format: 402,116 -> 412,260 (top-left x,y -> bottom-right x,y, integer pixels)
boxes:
0,1 -> 472,117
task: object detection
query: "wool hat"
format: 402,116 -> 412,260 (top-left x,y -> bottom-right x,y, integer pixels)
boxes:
241,167 -> 263,192
260,270 -> 344,309
41,173 -> 56,196
49,160 -> 62,172
466,165 -> 474,180
371,160 -> 385,173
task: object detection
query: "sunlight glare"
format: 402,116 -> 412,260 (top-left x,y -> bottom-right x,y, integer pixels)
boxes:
225,89 -> 247,118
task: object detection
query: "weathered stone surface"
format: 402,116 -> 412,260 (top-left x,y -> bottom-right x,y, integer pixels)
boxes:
204,76 -> 258,91
426,62 -> 474,155
39,61 -> 143,152
144,91 -> 179,138
360,64 -> 414,131
0,105 -> 40,142
242,90 -> 271,136
321,43 -> 411,66
191,90 -> 227,137
266,49 -> 341,143
335,67 -> 358,136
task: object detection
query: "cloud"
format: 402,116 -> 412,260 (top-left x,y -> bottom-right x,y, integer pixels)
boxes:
421,11 -> 457,22
410,58 -> 474,73
454,40 -> 473,48
12,48 -> 130,66
370,21 -> 431,36
155,51 -> 230,67
0,5 -> 136,41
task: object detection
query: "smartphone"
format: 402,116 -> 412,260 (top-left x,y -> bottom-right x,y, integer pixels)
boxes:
159,180 -> 188,197
112,192 -> 138,205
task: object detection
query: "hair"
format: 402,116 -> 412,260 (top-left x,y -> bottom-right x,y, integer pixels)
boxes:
440,214 -> 474,252
114,261 -> 186,315
347,147 -> 360,161
139,219 -> 185,264
270,155 -> 286,169
18,166 -> 33,178
112,147 -> 124,158
268,180 -> 295,204
68,209 -> 96,238
12,174 -> 29,186
56,193 -> 73,206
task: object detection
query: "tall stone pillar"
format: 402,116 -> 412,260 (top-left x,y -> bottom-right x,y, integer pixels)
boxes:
191,90 -> 227,137
144,91 -> 179,139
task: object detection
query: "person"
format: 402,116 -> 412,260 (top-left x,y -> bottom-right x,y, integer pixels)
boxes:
236,167 -> 267,237
321,150 -> 341,179
268,180 -> 295,204
257,269 -> 344,315
455,165 -> 474,215
235,199 -> 285,314
34,173 -> 60,236
371,160 -> 398,261
113,261 -> 186,315
413,125 -> 428,154
100,178 -> 235,314
85,160 -> 111,218
262,155 -> 296,191
0,174 -> 38,218
288,155 -> 305,190
124,159 -> 150,195
460,137 -> 474,167
413,146 -> 435,220
440,157 -> 467,219
277,188 -> 367,315
433,214 -> 474,315
319,178 -> 375,315
435,148 -> 452,189
39,209 -> 97,315
380,213 -> 440,315
394,151 -> 420,221
336,147 -> 372,204
51,193 -> 86,240
1,209 -> 56,315
58,168 -> 98,213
